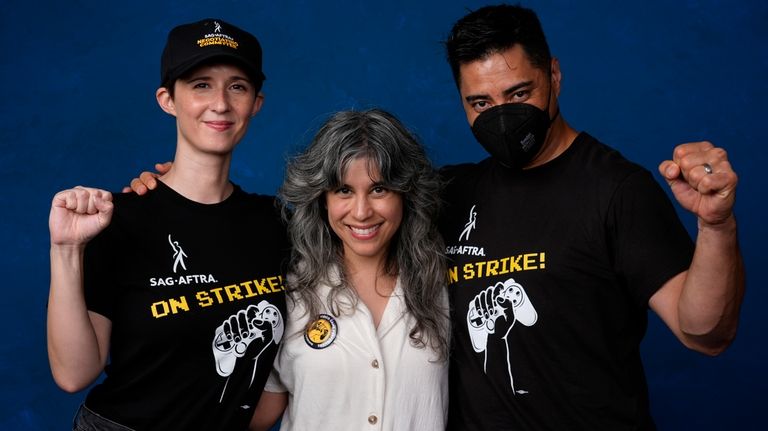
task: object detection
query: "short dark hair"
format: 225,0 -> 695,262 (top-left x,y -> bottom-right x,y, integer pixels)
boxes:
445,4 -> 552,87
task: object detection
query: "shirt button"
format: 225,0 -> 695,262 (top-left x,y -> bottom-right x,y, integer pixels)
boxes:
371,359 -> 379,368
368,415 -> 378,425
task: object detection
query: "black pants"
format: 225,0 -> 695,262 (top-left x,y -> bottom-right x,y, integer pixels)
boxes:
73,404 -> 135,431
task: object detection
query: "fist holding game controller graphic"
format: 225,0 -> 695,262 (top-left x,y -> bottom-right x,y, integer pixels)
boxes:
467,278 -> 537,353
212,301 -> 284,379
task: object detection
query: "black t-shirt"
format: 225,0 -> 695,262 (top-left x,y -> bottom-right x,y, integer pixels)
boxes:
83,181 -> 290,431
440,133 -> 694,431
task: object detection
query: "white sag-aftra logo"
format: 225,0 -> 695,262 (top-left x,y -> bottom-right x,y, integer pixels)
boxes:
168,234 -> 188,273
459,204 -> 477,242
446,204 -> 485,257
148,234 -> 218,288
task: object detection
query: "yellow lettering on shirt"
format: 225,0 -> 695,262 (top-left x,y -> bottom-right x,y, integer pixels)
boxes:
151,296 -> 189,318
150,273 -> 286,319
224,284 -> 243,302
449,251 -> 547,284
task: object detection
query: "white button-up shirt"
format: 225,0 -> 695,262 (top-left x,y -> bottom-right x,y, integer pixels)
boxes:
264,276 -> 448,430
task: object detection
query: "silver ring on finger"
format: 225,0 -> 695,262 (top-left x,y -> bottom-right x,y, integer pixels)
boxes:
702,163 -> 713,174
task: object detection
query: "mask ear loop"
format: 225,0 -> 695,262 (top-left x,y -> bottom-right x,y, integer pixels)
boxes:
549,107 -> 560,125
542,72 -> 560,125
539,77 -> 560,154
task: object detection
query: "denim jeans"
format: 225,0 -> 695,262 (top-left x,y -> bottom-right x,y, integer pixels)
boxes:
72,404 -> 135,431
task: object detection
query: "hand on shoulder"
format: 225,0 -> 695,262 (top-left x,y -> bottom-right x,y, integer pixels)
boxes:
121,161 -> 173,195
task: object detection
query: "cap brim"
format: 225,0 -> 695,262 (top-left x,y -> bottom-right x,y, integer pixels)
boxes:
163,52 -> 265,87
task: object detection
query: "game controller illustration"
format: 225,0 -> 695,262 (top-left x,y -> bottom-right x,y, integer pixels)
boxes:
212,300 -> 284,377
467,278 -> 537,353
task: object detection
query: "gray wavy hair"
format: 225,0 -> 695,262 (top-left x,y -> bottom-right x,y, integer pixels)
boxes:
279,108 -> 449,359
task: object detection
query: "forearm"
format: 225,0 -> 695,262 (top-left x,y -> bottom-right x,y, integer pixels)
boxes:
678,214 -> 745,352
249,391 -> 287,431
47,244 -> 107,392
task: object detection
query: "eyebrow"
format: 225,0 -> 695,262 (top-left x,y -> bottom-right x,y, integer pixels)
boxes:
183,75 -> 252,83
230,75 -> 252,83
464,80 -> 534,103
334,180 -> 386,191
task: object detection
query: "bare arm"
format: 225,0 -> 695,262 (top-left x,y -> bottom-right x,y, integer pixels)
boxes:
650,142 -> 745,355
47,187 -> 114,392
249,391 -> 287,431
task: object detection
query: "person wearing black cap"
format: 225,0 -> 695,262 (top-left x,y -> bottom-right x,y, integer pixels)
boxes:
46,19 -> 289,430
124,6 -> 744,431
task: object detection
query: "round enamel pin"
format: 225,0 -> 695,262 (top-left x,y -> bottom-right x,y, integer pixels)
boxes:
304,314 -> 338,349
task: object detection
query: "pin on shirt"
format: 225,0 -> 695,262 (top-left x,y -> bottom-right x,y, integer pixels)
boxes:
304,314 -> 338,349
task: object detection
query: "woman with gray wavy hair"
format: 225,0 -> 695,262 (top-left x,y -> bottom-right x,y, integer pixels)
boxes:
251,109 -> 450,431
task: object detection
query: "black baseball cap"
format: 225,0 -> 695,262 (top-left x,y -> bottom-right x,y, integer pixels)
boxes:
160,18 -> 265,88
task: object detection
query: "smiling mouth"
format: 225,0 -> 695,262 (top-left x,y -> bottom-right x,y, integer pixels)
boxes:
349,224 -> 381,237
205,121 -> 233,131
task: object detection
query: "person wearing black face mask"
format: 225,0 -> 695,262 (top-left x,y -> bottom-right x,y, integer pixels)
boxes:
439,4 -> 744,431
470,87 -> 559,170
123,6 -> 744,431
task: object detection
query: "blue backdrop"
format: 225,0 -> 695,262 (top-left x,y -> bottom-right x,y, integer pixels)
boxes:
1,0 -> 765,429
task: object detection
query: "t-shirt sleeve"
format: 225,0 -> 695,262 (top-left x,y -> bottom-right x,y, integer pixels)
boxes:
263,364 -> 287,393
83,223 -> 118,319
608,169 -> 695,307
